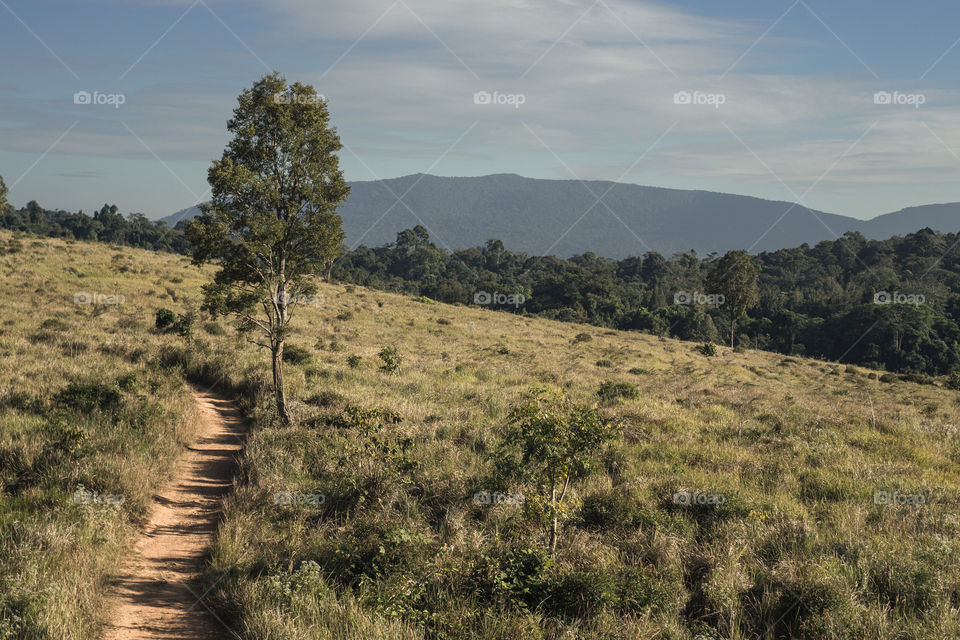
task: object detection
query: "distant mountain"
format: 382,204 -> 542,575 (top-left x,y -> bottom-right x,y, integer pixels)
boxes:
160,174 -> 960,258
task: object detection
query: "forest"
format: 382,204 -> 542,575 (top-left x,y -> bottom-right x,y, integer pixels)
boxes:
2,200 -> 958,376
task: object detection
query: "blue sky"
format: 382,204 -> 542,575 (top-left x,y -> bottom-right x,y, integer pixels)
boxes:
4,0 -> 960,220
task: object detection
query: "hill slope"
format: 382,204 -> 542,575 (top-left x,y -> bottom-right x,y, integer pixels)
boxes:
1,232 -> 959,638
163,174 -> 960,257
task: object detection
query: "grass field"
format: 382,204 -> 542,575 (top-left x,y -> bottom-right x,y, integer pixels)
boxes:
1,230 -> 959,639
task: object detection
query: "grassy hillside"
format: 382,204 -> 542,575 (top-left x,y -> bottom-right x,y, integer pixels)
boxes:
0,233 -> 210,638
2,231 -> 959,639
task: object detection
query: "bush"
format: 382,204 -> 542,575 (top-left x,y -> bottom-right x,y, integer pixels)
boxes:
947,370 -> 960,390
347,354 -> 362,369
597,381 -> 640,403
900,372 -> 934,385
305,390 -> 346,408
595,359 -> 613,368
697,342 -> 717,357
155,308 -> 176,331
573,333 -> 592,344
879,373 -> 897,383
379,346 -> 402,375
54,381 -> 122,413
203,321 -> 227,336
282,344 -> 313,365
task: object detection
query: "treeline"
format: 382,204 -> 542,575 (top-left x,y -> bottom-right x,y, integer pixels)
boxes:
2,197 -> 959,376
0,200 -> 189,253
333,225 -> 960,376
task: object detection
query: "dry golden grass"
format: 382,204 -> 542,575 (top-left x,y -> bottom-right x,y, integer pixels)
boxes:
2,231 -> 959,639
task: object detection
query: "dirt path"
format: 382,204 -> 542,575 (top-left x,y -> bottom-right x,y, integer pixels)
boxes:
105,390 -> 246,639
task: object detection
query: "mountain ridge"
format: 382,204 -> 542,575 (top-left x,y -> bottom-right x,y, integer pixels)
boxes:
160,174 -> 960,258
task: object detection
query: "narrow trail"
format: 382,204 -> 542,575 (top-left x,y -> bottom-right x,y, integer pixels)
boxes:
105,390 -> 246,640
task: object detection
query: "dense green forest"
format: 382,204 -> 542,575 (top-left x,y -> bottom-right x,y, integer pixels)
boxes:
0,201 -> 189,253
333,226 -> 960,376
3,201 -> 958,376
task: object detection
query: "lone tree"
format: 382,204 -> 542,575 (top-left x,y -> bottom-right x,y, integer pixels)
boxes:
0,175 -> 7,213
187,73 -> 349,424
706,249 -> 759,348
497,387 -> 618,554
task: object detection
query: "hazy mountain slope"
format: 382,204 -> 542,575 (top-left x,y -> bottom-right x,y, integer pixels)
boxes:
161,174 -> 960,257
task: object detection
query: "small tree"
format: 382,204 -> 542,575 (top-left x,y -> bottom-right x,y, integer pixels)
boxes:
186,73 -> 349,424
706,250 -> 759,348
498,387 -> 618,554
0,175 -> 7,214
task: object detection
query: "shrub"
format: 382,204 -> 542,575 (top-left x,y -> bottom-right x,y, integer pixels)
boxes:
54,381 -> 122,413
39,318 -> 70,332
155,308 -> 176,331
347,354 -> 362,369
305,390 -> 346,408
573,333 -> 592,344
597,381 -> 640,403
595,359 -> 613,368
947,371 -> 960,390
282,344 -> 313,365
900,372 -> 934,385
879,373 -> 897,383
697,342 -> 717,357
498,387 -> 619,553
336,310 -> 354,321
203,321 -> 227,336
379,346 -> 403,375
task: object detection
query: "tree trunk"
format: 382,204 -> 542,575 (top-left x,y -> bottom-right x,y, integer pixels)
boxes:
550,485 -> 558,554
272,340 -> 291,425
729,317 -> 735,349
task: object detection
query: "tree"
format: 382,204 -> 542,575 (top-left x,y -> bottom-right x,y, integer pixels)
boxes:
0,175 -> 7,214
186,73 -> 349,424
497,387 -> 618,554
706,250 -> 759,348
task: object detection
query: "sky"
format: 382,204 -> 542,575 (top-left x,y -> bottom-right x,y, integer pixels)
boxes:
3,0 -> 960,220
